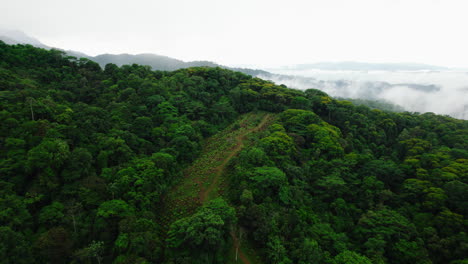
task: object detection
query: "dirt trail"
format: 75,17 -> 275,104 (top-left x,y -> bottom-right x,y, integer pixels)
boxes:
158,113 -> 273,264
200,113 -> 273,203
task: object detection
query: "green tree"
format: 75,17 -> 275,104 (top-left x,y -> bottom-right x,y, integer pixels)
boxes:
166,198 -> 235,263
75,240 -> 105,264
0,226 -> 33,264
334,250 -> 372,264
39,201 -> 65,227
34,227 -> 73,264
97,200 -> 134,219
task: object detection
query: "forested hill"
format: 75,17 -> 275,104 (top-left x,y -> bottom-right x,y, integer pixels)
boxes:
91,53 -> 270,76
92,53 -> 220,71
0,42 -> 467,264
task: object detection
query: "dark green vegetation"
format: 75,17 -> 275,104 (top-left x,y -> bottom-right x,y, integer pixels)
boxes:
338,98 -> 405,113
0,41 -> 467,264
228,106 -> 467,264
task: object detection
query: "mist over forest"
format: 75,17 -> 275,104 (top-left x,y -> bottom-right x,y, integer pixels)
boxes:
2,0 -> 468,263
1,0 -> 468,260
260,69 -> 468,119
2,30 -> 467,120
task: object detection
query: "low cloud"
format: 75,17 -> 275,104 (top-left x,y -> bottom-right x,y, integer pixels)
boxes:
259,70 -> 468,119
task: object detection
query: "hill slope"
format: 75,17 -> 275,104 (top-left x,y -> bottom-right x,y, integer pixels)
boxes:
0,41 -> 466,264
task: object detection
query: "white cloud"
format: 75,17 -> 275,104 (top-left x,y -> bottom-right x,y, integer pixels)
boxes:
263,69 -> 468,119
1,0 -> 468,67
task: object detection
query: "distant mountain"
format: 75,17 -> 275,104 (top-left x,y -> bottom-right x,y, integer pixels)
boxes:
90,54 -> 272,75
279,61 -> 449,71
92,53 -> 219,71
0,29 -> 49,49
0,30 -> 271,75
0,29 -> 91,59
227,67 -> 270,77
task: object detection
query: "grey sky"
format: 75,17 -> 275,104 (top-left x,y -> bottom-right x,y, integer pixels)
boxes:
2,0 -> 468,68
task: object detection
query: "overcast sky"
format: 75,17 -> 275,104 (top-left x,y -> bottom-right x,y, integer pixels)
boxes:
2,0 -> 468,68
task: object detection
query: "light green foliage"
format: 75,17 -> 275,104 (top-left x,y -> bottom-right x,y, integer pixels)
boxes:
260,131 -> 295,158
238,147 -> 273,168
248,166 -> 289,203
266,236 -> 290,264
306,122 -> 344,159
27,139 -> 70,171
279,109 -> 321,133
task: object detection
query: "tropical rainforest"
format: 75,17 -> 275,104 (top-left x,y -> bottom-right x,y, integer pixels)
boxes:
0,41 -> 467,264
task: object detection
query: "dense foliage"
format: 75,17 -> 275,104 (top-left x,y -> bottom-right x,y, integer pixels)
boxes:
338,98 -> 405,113
0,41 -> 466,263
229,97 -> 468,263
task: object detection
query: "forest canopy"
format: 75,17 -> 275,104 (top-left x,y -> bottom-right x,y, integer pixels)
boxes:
0,41 -> 466,263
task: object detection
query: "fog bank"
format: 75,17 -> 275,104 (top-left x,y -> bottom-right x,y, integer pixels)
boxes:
260,70 -> 468,119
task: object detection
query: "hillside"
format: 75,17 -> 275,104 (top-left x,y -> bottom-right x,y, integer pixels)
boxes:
0,41 -> 467,264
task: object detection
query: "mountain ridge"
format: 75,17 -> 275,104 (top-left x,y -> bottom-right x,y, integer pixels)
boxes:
4,30 -> 464,118
0,30 -> 270,74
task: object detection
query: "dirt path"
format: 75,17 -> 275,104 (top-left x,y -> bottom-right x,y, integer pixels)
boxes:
158,113 -> 273,264
200,113 -> 273,203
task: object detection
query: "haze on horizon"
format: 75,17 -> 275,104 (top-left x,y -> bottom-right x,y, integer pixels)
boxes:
2,0 -> 468,69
